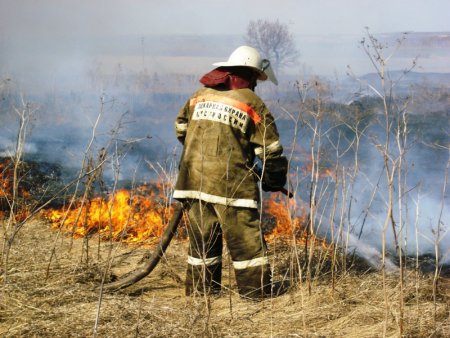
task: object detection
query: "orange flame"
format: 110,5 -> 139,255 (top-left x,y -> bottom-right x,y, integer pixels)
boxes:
263,192 -> 331,250
263,192 -> 309,240
43,184 -> 175,243
1,159 -> 15,199
0,159 -> 32,221
44,182 -> 332,251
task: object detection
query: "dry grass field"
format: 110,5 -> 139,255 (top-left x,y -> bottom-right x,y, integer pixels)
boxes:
1,216 -> 449,338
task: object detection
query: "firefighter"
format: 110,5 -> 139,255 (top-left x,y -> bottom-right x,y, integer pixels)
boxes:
173,46 -> 289,300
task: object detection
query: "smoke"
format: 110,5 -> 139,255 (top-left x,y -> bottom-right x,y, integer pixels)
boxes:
297,164 -> 449,270
273,86 -> 449,267
0,135 -> 38,157
1,74 -> 202,190
301,125 -> 449,268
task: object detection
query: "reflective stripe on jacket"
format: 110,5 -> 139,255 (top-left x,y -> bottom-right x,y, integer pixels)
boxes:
173,87 -> 283,208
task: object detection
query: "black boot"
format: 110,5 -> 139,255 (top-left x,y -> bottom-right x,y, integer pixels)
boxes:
235,264 -> 290,300
185,262 -> 222,296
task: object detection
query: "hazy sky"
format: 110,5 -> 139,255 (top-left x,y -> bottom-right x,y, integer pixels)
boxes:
1,0 -> 449,38
1,0 -> 449,86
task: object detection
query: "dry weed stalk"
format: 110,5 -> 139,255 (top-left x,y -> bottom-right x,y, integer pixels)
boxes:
1,95 -> 37,292
94,140 -> 132,338
433,147 -> 449,323
280,83 -> 308,329
421,129 -> 450,324
300,79 -> 329,294
357,28 -> 417,336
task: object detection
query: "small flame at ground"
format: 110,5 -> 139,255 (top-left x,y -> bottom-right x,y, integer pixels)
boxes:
263,192 -> 331,251
264,192 -> 307,239
0,159 -> 32,222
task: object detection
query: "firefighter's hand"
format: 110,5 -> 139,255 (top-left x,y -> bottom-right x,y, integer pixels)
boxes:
261,157 -> 288,192
262,181 -> 284,192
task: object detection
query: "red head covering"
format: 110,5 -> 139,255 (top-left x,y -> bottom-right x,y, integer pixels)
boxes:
200,67 -> 258,90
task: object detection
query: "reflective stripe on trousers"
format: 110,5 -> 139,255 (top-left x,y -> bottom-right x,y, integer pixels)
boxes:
184,200 -> 272,296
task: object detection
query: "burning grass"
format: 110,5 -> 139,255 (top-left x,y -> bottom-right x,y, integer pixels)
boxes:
1,216 -> 449,337
42,184 -> 176,243
0,157 -> 62,221
41,185 -> 311,246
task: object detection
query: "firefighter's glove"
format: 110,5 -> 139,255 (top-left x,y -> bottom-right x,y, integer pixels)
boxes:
261,157 -> 288,192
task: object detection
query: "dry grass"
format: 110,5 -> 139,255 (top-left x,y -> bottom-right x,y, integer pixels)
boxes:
1,217 -> 449,338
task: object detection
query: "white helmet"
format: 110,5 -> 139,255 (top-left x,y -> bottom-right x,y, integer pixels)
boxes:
213,46 -> 278,85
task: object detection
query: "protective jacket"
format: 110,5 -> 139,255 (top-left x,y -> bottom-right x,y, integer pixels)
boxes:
173,86 -> 284,208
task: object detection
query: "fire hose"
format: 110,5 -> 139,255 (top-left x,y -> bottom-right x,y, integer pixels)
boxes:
103,203 -> 184,292
103,175 -> 292,292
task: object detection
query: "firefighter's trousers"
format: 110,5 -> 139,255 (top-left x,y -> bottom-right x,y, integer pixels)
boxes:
185,200 -> 273,299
